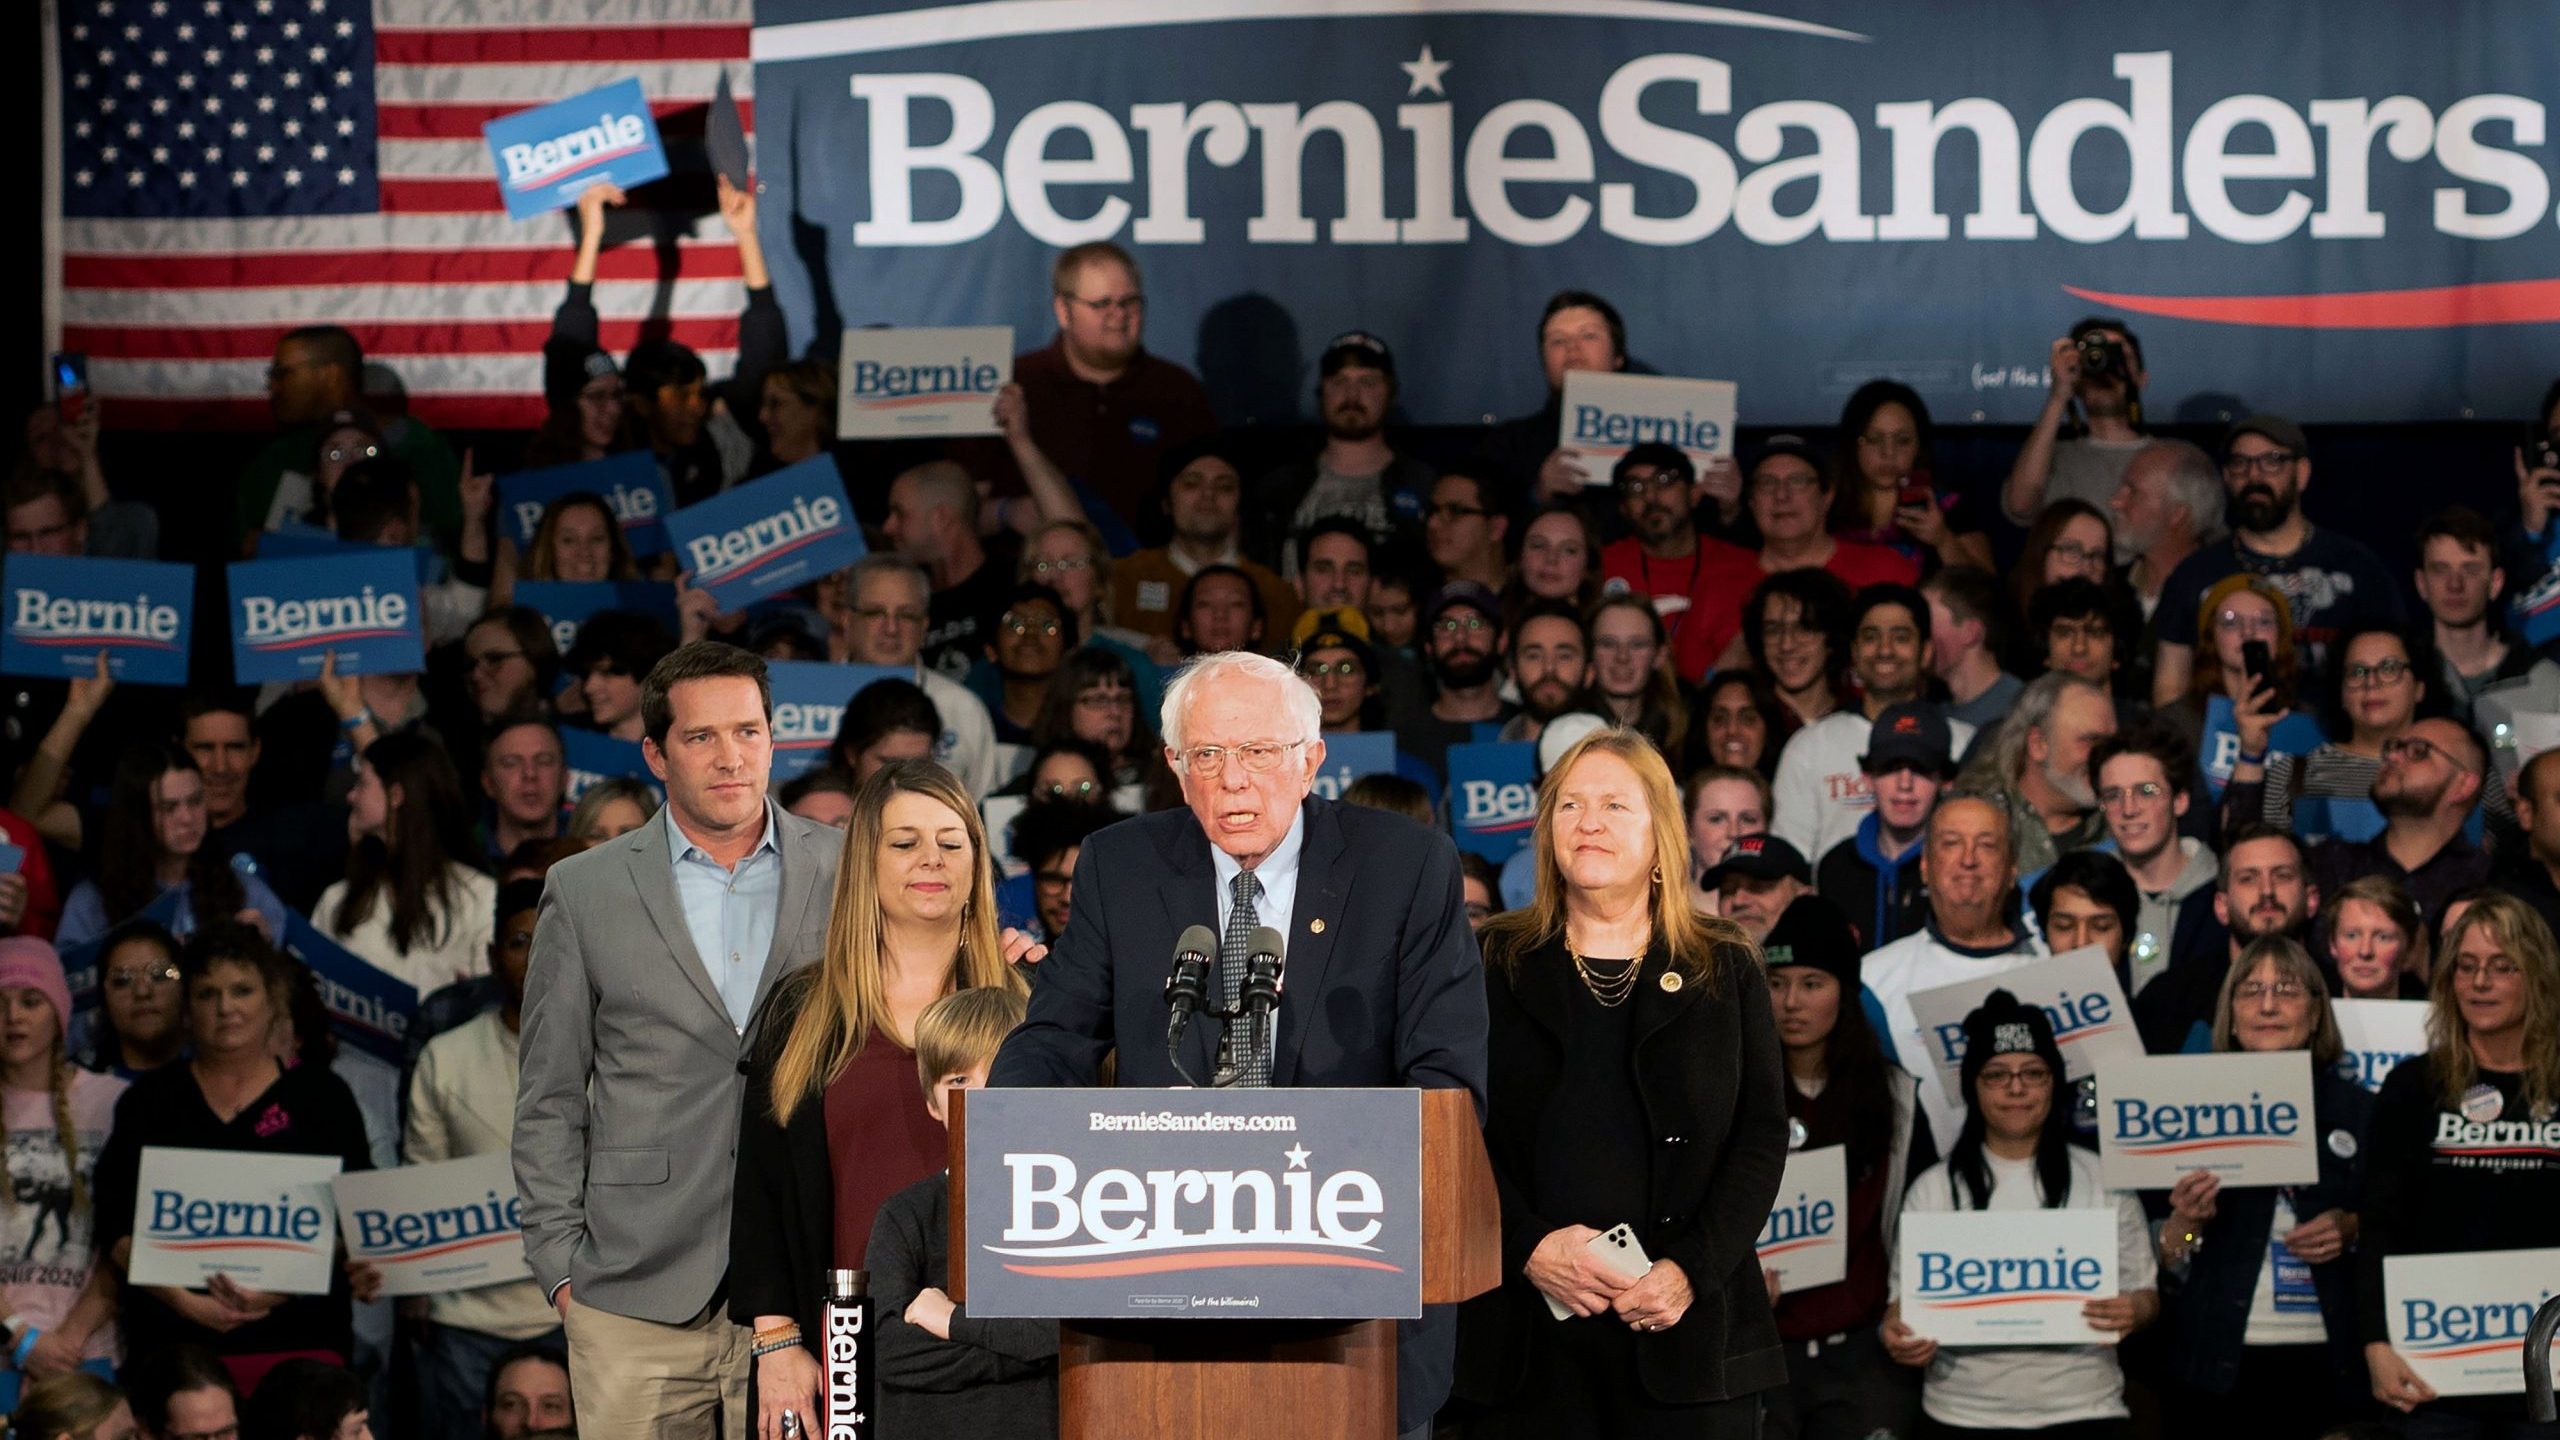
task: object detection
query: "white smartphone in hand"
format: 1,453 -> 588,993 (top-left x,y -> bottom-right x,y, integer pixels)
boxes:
1544,1224 -> 1654,1320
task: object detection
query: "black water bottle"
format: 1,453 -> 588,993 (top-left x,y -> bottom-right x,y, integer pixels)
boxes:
821,1267 -> 874,1440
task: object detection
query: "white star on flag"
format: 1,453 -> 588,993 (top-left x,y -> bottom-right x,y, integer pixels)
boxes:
1400,44 -> 1450,98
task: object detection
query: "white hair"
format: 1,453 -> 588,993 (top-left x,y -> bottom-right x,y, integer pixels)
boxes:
1160,651 -> 1322,754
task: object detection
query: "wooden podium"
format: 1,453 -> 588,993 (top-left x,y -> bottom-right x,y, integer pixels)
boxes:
949,1087 -> 1499,1440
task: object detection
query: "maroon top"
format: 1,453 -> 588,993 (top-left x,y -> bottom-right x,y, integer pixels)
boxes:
824,1028 -> 949,1270
1770,1078 -> 1891,1341
958,339 -> 1217,525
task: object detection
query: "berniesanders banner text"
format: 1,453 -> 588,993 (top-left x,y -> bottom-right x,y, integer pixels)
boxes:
1904,945 -> 2141,1096
2095,1050 -> 2320,1190
837,325 -> 1013,438
752,1 -> 2560,425
225,551 -> 426,684
2386,1248 -> 2560,1397
1900,1208 -> 2117,1347
665,459 -> 867,610
512,580 -> 682,656
128,1147 -> 343,1296
334,1153 -> 533,1298
483,78 -> 671,222
1756,1143 -> 1846,1295
769,660 -> 909,779
0,554 -> 194,687
497,452 -> 677,558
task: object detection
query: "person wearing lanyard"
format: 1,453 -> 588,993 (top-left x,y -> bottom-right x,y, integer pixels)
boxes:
1599,442 -> 1752,655
1756,896 -> 1928,1440
2150,936 -> 2370,1439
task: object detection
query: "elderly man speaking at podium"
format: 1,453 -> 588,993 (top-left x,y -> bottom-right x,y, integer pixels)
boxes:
991,648 -> 1489,1438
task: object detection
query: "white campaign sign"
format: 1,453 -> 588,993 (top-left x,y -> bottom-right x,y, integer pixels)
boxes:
837,325 -> 1013,438
1756,1144 -> 1848,1295
129,1148 -> 342,1296
2332,998 -> 2429,1095
1900,1208 -> 2118,1347
1904,946 -> 2142,1097
2096,1050 -> 2320,1190
334,1153 -> 532,1298
2385,1249 -> 2560,1397
1557,371 -> 1738,483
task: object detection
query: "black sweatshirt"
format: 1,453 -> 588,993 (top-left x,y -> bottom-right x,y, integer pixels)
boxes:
2357,1056 -> 2560,1344
863,1170 -> 1058,1440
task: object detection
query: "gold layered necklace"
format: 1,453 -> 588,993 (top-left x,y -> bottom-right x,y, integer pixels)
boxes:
1566,937 -> 1646,1007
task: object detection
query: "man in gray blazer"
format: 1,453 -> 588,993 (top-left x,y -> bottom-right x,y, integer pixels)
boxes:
514,641 -> 844,1440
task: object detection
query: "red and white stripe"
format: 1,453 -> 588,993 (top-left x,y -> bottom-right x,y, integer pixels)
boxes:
58,0 -> 753,432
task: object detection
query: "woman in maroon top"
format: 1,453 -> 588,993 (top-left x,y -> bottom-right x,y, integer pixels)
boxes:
732,760 -> 1028,1440
1754,896 -> 1931,1440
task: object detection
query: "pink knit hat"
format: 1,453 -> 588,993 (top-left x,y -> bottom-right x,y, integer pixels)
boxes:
0,938 -> 74,1043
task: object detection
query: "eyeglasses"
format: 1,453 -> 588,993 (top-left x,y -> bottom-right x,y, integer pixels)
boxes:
2234,980 -> 2307,1002
2455,956 -> 2524,980
2343,657 -> 2411,688
322,442 -> 378,467
2224,450 -> 2299,477
1299,659 -> 1365,679
2214,609 -> 2278,638
1063,293 -> 1145,315
1172,740 -> 1306,776
852,605 -> 928,628
1000,613 -> 1062,638
1615,470 -> 1687,496
1435,614 -> 1492,636
1040,778 -> 1098,801
2383,735 -> 2442,765
1427,503 -> 1488,522
2098,782 -> 2166,806
2046,540 -> 2108,569
1035,869 -> 1075,892
106,963 -> 180,991
1029,556 -> 1091,577
1978,1064 -> 2054,1091
469,648 -> 527,672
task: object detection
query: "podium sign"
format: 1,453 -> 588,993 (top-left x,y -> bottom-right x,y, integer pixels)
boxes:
963,1088 -> 1423,1321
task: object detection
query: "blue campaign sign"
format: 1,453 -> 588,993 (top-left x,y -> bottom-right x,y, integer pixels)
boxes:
560,728 -> 664,806
513,581 -> 681,655
1445,740 -> 1539,861
225,552 -> 425,685
279,912 -> 417,1066
768,660 -> 908,779
664,458 -> 867,609
496,452 -> 676,558
0,554 -> 195,686
1310,731 -> 1397,802
483,78 -> 670,222
754,1 -> 2560,428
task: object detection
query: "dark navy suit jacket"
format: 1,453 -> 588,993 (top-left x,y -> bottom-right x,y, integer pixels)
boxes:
990,795 -> 1491,1429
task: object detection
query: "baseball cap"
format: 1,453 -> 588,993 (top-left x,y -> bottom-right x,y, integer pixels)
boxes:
1702,833 -> 1810,889
1861,701 -> 1955,777
1750,433 -> 1822,475
1759,895 -> 1863,990
1536,712 -> 1611,776
1319,331 -> 1395,378
1425,580 -> 1502,630
1292,609 -> 1378,674
2226,413 -> 2309,458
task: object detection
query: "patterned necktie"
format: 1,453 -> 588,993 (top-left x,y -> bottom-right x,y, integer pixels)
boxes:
1215,870 -> 1269,1087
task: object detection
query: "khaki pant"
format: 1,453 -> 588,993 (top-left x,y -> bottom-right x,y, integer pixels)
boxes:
564,1292 -> 750,1440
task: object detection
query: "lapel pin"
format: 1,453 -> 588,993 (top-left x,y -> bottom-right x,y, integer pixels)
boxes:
1659,971 -> 1682,994
1310,918 -> 1326,934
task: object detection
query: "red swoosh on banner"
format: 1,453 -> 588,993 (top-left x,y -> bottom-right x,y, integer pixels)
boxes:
1000,1249 -> 1404,1279
2061,278 -> 2560,329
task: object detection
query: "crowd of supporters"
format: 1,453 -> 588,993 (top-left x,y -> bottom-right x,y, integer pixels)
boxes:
5,211 -> 2560,1440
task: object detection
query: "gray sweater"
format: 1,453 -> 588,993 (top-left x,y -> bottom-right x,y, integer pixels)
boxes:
864,1170 -> 1059,1440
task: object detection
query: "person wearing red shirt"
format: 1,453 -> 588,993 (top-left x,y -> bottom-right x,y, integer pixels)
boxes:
1599,442 -> 1752,660
1673,436 -> 1918,678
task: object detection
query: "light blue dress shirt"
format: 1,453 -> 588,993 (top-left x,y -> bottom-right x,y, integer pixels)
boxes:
666,800 -> 785,1032
1208,804 -> 1307,1056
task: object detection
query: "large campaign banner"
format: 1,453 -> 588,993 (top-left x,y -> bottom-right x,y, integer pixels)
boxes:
752,1 -> 2560,428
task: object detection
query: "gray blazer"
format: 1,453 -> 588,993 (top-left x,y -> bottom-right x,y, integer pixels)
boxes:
513,805 -> 842,1325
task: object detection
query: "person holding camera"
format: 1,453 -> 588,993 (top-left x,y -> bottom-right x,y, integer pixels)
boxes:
2001,317 -> 2151,529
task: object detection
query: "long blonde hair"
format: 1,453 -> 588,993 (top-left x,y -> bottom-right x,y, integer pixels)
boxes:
1478,727 -> 1750,992
768,761 -> 1024,1125
2427,891 -> 2560,1115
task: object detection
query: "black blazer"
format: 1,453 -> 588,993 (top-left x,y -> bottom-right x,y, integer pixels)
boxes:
728,971 -> 839,1341
1454,931 -> 1790,1408
987,796 -> 1490,1431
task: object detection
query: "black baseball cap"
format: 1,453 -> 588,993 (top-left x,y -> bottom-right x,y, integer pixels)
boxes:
1749,433 -> 1821,475
1319,331 -> 1395,378
2226,413 -> 2309,458
1861,701 -> 1956,777
1425,580 -> 1502,629
1702,833 -> 1810,888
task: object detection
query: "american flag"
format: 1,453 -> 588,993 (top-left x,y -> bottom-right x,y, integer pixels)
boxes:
47,0 -> 752,431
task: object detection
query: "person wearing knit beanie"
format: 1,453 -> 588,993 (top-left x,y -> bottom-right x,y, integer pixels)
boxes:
0,938 -> 74,1047
1956,987 -> 2067,1105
